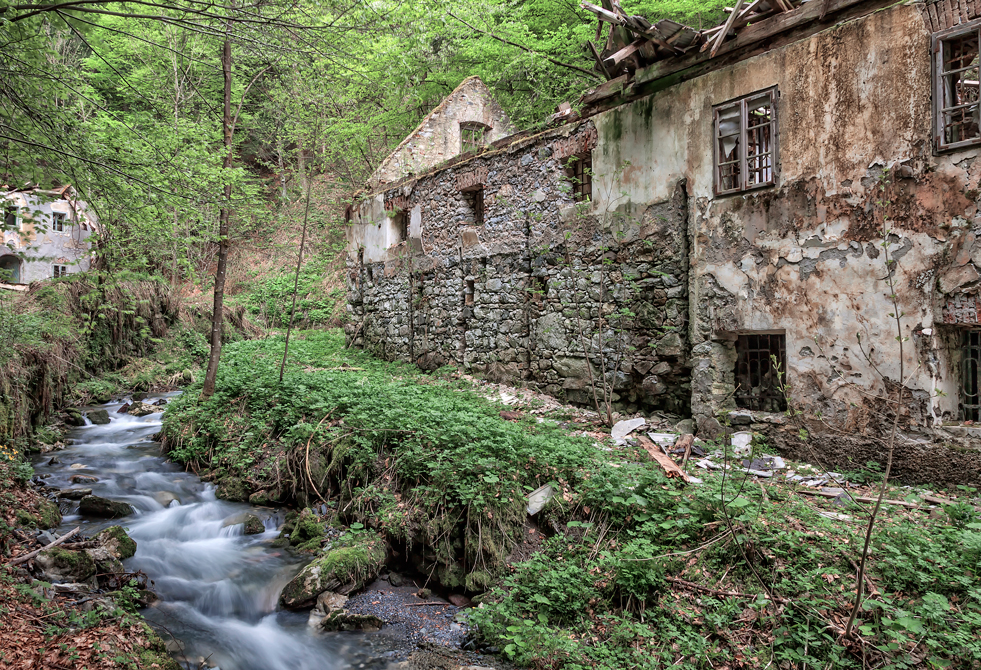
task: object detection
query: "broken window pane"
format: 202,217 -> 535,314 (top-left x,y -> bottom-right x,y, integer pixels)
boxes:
714,89 -> 776,194
460,123 -> 486,154
735,333 -> 787,412
962,329 -> 981,422
938,28 -> 981,148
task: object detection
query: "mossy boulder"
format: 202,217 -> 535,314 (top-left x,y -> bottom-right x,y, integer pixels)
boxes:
36,546 -> 96,582
320,612 -> 384,632
79,495 -> 133,518
222,512 -> 265,535
95,525 -> 137,559
87,409 -> 111,425
16,499 -> 62,529
127,401 -> 158,417
215,476 -> 250,502
279,533 -> 387,608
137,624 -> 183,670
288,508 -> 327,552
64,409 -> 86,427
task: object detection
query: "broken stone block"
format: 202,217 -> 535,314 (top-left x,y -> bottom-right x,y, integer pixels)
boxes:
527,485 -> 554,515
731,431 -> 753,455
939,264 -> 980,294
729,411 -> 754,425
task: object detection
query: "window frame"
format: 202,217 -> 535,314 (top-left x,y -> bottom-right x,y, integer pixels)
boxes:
733,331 -> 788,413
53,264 -> 68,278
961,328 -> 981,422
460,122 -> 489,155
713,86 -> 779,196
566,152 -> 593,203
52,212 -> 66,232
933,20 -> 981,152
3,206 -> 17,229
462,185 -> 484,224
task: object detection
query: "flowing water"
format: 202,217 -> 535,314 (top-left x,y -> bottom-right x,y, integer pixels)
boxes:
33,394 -> 399,670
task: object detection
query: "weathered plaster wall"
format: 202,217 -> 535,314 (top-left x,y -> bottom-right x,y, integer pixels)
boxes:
583,2 -> 980,480
348,122 -> 692,414
366,77 -> 516,190
1,192 -> 95,283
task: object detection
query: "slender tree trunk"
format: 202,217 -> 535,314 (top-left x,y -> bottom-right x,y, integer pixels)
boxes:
279,175 -> 313,382
202,31 -> 233,399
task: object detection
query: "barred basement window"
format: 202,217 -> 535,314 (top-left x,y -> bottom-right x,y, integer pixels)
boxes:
53,265 -> 68,278
463,186 -> 484,224
714,88 -> 778,195
734,333 -> 787,412
52,212 -> 65,232
460,122 -> 487,154
566,152 -> 593,202
934,22 -> 981,151
962,329 -> 981,422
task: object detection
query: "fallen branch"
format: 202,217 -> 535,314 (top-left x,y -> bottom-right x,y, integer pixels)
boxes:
8,527 -> 81,566
666,576 -> 789,603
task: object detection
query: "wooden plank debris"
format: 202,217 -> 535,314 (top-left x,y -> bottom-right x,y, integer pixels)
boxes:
638,435 -> 691,483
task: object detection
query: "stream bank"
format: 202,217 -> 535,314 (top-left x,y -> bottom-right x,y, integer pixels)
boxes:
11,394 -> 503,670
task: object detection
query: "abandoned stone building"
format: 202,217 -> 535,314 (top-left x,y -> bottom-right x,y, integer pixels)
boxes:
346,0 -> 981,482
1,185 -> 96,285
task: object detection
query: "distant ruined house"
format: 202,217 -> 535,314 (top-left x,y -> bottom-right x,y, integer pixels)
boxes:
1,185 -> 97,286
346,0 -> 981,484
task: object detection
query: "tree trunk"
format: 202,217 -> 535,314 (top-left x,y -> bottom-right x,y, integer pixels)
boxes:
202,32 -> 233,399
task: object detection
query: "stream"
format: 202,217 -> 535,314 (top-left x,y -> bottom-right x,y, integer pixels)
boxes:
32,393 -> 400,670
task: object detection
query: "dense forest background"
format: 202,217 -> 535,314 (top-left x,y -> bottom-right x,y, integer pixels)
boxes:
0,0 -> 728,288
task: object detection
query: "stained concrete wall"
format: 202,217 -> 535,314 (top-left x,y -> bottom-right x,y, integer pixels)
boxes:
1,191 -> 96,283
347,2 -> 981,482
366,77 -> 516,191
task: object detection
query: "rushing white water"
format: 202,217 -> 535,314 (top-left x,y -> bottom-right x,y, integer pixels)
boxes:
33,394 -> 398,670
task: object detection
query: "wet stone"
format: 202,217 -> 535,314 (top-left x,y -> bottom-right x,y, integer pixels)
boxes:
87,409 -> 110,425
79,495 -> 134,519
57,488 -> 92,500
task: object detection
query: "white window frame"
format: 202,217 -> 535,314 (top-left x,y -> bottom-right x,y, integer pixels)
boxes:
713,87 -> 779,196
52,212 -> 66,232
53,264 -> 68,278
933,20 -> 981,152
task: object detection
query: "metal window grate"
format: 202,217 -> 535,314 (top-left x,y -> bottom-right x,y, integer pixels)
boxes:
735,333 -> 787,412
936,26 -> 981,149
568,152 -> 592,202
962,330 -> 981,421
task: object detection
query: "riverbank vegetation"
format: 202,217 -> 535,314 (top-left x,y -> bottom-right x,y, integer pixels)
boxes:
162,330 -> 981,669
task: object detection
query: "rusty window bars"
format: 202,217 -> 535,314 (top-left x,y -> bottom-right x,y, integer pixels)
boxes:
735,333 -> 788,412
714,88 -> 778,195
934,22 -> 981,151
963,329 -> 981,421
567,152 -> 593,202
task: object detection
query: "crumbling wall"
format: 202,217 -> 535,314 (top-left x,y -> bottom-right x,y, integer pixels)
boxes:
347,122 -> 692,414
366,77 -> 516,190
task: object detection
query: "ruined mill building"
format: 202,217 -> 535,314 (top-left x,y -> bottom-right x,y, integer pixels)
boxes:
346,0 -> 981,483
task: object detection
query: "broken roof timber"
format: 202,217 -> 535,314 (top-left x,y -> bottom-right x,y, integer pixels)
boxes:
580,0 -> 899,112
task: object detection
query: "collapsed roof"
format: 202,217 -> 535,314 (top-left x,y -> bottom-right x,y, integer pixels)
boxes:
583,0 -> 811,80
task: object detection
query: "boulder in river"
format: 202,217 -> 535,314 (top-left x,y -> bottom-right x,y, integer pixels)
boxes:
153,491 -> 181,507
279,533 -> 387,608
64,409 -> 86,427
87,409 -> 110,425
222,512 -> 264,535
36,546 -> 97,583
127,402 -> 159,417
79,495 -> 133,519
95,525 -> 137,559
117,403 -> 131,413
69,474 -> 98,484
56,488 -> 92,500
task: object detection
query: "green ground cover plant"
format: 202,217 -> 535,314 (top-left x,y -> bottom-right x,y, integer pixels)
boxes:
162,329 -> 981,669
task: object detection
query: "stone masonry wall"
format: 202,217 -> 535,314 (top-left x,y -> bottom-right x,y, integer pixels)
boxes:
347,121 -> 692,415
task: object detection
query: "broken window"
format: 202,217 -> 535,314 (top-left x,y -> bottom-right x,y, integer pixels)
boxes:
962,329 -> 981,421
566,152 -> 593,203
934,24 -> 981,150
714,88 -> 777,195
52,264 -> 68,278
463,186 -> 484,224
393,211 -> 408,245
734,333 -> 787,412
460,122 -> 487,154
52,212 -> 65,232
